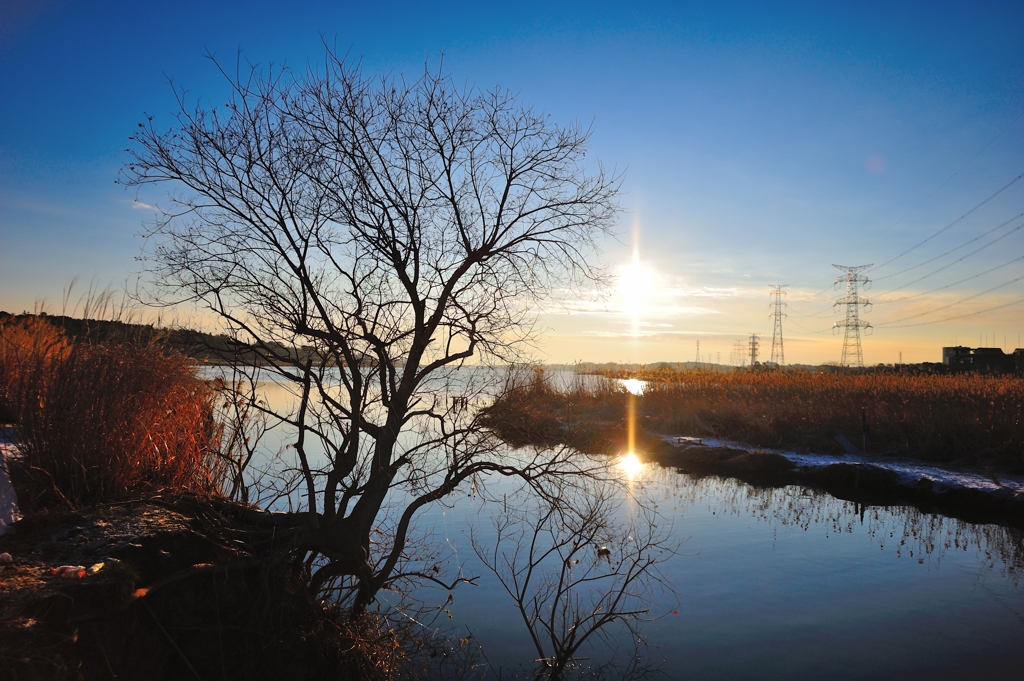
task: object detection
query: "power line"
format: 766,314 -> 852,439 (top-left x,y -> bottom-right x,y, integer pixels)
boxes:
874,253 -> 1024,305
868,170 -> 1024,275
872,220 -> 1024,297
875,274 -> 1024,327
805,282 -> 838,301
878,296 -> 1024,329
787,318 -> 832,334
750,306 -> 771,337
871,109 -> 1024,242
787,299 -> 836,318
873,213 -> 1024,282
798,113 -> 1024,312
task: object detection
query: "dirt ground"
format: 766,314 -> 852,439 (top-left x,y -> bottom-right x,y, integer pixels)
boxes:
0,496 -> 367,681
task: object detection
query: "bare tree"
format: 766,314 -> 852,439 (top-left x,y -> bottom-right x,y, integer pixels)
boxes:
472,485 -> 677,681
120,48 -> 620,614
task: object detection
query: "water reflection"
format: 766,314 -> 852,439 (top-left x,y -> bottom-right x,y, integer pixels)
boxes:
446,459 -> 1024,679
199,369 -> 1024,677
643,465 -> 1024,585
618,451 -> 644,479
621,378 -> 646,395
207,367 -> 1023,589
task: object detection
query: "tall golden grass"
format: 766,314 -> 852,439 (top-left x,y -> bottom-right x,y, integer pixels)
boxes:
481,366 -> 627,453
485,366 -> 1024,471
621,368 -> 1024,468
0,316 -> 221,508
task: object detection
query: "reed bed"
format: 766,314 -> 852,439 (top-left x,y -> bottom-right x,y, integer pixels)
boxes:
622,368 -> 1024,468
0,316 -> 221,508
481,366 -> 629,453
486,366 -> 1024,471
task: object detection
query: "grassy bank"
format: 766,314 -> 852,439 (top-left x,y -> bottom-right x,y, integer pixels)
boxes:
483,367 -> 1024,473
0,315 -> 222,508
0,316 -> 475,679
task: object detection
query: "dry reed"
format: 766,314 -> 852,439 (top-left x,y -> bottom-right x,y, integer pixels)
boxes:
486,365 -> 1024,470
0,316 -> 220,508
624,368 -> 1024,467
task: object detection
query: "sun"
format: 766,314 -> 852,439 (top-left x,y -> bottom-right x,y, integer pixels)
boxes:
618,259 -> 654,312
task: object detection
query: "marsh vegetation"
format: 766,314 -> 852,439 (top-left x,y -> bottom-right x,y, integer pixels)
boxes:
484,365 -> 1024,473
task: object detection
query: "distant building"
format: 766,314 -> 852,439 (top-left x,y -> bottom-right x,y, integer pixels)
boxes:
942,346 -> 1024,372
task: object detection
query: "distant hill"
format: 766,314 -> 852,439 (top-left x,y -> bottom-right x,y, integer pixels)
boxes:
557,359 -> 956,375
0,312 -> 321,366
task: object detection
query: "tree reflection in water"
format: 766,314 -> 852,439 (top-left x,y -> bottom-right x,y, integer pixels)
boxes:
642,466 -> 1023,585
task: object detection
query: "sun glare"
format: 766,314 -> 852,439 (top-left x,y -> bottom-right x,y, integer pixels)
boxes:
619,451 -> 644,478
621,378 -> 646,395
618,260 -> 654,312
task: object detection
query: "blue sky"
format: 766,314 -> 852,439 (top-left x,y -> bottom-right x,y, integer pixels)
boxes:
2,1 -> 1022,364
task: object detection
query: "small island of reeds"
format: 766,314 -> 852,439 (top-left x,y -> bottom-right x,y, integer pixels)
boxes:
482,365 -> 1024,525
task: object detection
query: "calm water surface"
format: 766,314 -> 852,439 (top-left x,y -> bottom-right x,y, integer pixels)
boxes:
205,369 -> 1024,678
420,464 -> 1024,679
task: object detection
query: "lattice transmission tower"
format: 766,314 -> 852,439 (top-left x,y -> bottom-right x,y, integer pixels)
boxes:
748,333 -> 760,366
730,340 -> 746,366
769,285 -> 787,365
833,264 -> 873,367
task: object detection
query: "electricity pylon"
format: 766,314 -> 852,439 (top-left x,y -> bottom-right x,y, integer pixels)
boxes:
748,333 -> 760,366
731,340 -> 746,366
833,264 -> 872,367
769,285 -> 787,365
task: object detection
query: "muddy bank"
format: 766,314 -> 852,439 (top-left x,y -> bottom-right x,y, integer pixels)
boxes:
0,496 -> 374,681
643,440 -> 1024,529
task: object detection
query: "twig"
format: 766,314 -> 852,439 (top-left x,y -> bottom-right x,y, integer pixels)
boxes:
140,598 -> 204,681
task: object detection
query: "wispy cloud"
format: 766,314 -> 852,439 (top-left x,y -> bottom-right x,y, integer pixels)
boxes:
538,299 -> 723,318
554,328 -> 719,339
660,286 -> 748,299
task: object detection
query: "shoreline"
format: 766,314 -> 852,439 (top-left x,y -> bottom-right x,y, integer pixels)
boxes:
641,437 -> 1024,530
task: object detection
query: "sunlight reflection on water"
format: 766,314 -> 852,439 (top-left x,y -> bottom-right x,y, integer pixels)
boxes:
618,451 -> 645,479
620,377 -> 646,395
201,368 -> 1024,679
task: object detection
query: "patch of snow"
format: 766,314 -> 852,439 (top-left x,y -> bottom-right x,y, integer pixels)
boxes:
777,450 -> 1024,494
660,433 -> 1024,496
0,429 -> 22,535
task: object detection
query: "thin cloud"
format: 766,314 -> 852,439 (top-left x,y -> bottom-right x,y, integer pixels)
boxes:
560,329 -> 721,339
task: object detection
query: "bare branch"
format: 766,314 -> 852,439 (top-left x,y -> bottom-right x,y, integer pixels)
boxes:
121,47 -> 621,622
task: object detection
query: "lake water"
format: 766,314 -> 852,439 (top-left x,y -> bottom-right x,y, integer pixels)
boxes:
411,461 -> 1024,679
204,368 -> 1024,678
